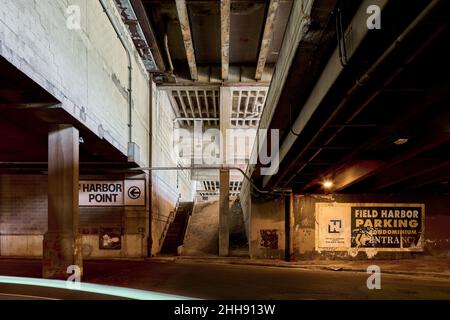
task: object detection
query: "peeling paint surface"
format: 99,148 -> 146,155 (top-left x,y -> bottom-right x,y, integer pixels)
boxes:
114,0 -> 157,71
290,194 -> 450,260
260,229 -> 279,249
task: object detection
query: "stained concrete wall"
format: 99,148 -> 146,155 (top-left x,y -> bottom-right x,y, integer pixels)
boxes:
248,193 -> 450,261
150,87 -> 194,255
0,175 -> 47,236
250,196 -> 286,259
181,197 -> 248,256
0,175 -> 47,256
293,194 -> 450,260
0,174 -> 148,258
229,199 -> 248,249
0,0 -> 150,165
182,199 -> 220,256
240,178 -> 251,241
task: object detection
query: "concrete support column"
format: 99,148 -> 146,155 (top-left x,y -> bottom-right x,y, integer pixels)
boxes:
219,87 -> 232,256
43,125 -> 82,279
219,169 -> 230,256
285,193 -> 294,261
220,87 -> 231,164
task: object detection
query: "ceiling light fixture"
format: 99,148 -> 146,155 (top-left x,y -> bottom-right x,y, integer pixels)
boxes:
394,138 -> 408,145
323,180 -> 334,189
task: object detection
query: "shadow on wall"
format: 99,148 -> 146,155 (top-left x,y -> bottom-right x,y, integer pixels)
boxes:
230,198 -> 249,254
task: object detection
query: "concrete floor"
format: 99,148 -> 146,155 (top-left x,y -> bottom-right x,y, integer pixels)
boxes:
1,259 -> 450,299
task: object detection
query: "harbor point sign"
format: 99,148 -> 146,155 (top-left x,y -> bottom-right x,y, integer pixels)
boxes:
315,203 -> 425,252
79,180 -> 145,207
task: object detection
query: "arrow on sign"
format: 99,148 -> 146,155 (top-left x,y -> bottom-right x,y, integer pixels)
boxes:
127,186 -> 141,200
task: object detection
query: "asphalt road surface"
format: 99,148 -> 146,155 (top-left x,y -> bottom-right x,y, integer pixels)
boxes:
1,259 -> 450,299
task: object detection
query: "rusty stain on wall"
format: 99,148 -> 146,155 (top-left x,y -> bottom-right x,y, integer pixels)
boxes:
260,229 -> 279,249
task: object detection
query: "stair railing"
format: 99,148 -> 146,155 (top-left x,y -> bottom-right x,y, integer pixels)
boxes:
159,195 -> 181,249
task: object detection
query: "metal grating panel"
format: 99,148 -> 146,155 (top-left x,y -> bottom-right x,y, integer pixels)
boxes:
231,88 -> 268,127
171,89 -> 220,127
168,86 -> 268,128
197,180 -> 242,196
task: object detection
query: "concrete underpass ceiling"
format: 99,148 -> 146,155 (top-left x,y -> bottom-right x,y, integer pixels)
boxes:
256,0 -> 450,195
0,57 -> 132,173
165,86 -> 268,128
140,0 -> 293,83
132,0 -> 293,196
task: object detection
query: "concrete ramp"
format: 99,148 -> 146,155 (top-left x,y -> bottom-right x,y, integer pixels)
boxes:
182,200 -> 219,256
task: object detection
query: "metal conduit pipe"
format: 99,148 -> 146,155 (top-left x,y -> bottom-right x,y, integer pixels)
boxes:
99,0 -> 133,145
148,74 -> 153,257
0,163 -> 291,196
280,0 -> 443,187
299,24 -> 446,190
127,166 -> 291,195
164,18 -> 175,73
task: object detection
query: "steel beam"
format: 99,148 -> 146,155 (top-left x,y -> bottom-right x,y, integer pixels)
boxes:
220,0 -> 231,81
255,0 -> 280,80
129,0 -> 166,71
371,159 -> 450,192
268,0 -> 389,189
175,0 -> 198,81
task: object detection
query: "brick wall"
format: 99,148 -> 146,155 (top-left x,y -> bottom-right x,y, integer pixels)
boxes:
0,175 -> 47,235
150,88 -> 194,255
0,0 -> 150,165
0,174 -> 148,257
0,175 -> 126,236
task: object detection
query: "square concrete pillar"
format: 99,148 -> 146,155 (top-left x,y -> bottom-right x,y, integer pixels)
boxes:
219,87 -> 232,257
219,169 -> 230,256
43,125 -> 82,279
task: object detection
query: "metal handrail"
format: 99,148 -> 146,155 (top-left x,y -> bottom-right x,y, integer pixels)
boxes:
158,196 -> 180,248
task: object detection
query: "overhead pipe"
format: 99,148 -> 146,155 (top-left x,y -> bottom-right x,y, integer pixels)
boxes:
299,23 -> 447,192
127,166 -> 292,196
129,0 -> 166,71
147,74 -> 154,257
275,0 -> 443,188
291,0 -> 445,188
99,0 -> 133,146
0,162 -> 290,195
172,117 -> 261,122
264,0 -> 389,189
115,0 -> 159,71
163,17 -> 175,73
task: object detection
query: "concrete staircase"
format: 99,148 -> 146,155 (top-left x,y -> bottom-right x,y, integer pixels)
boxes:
160,202 -> 193,254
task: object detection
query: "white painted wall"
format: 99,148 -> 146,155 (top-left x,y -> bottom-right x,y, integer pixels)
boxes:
151,86 -> 194,254
0,0 -> 150,165
0,235 -> 145,258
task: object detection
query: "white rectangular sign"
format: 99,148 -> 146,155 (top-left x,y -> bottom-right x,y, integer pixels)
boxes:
79,180 -> 145,207
315,203 -> 425,252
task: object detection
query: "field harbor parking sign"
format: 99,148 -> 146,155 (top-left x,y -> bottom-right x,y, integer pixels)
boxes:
315,203 -> 425,252
79,180 -> 146,207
